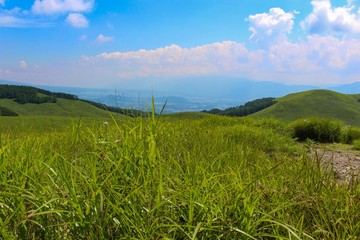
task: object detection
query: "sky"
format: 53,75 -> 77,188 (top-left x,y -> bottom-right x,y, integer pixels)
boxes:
1,0 -> 360,88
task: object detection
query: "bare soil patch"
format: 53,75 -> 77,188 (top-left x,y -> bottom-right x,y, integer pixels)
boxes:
312,148 -> 360,183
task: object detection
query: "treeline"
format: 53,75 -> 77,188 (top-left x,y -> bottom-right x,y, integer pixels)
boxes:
0,85 -> 78,104
203,97 -> 277,117
81,99 -> 147,117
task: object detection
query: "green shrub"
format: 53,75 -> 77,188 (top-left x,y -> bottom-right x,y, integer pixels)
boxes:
341,126 -> 360,144
290,117 -> 343,143
352,139 -> 360,150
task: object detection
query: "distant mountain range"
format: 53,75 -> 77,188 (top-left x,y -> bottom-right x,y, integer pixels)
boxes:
2,77 -> 360,113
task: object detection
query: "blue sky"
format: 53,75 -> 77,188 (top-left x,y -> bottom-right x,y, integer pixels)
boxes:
1,0 -> 360,88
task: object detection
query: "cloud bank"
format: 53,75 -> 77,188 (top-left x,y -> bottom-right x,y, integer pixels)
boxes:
79,36 -> 360,84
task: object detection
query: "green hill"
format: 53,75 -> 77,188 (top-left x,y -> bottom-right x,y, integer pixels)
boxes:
0,98 -> 116,118
252,89 -> 360,125
0,84 -> 143,118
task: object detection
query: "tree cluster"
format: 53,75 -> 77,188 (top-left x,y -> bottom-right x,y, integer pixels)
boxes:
0,85 -> 78,104
203,97 -> 277,117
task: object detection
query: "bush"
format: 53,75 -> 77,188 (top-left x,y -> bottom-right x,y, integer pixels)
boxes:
290,117 -> 343,143
352,139 -> 360,150
341,126 -> 360,144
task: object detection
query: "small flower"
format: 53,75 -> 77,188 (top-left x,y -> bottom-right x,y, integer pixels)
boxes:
103,121 -> 109,126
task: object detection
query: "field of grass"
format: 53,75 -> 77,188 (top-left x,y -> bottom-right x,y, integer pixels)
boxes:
252,90 -> 360,126
0,112 -> 359,239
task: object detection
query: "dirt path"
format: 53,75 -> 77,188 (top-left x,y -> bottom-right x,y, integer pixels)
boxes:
312,148 -> 360,183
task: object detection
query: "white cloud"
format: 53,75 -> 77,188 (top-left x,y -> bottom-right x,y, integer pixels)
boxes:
96,34 -> 113,44
19,60 -> 28,69
32,0 -> 94,15
65,13 -> 88,28
248,8 -> 295,44
0,14 -> 27,27
76,38 -> 360,85
85,41 -> 263,78
80,34 -> 87,40
302,0 -> 360,35
6,38 -> 360,87
0,0 -> 5,6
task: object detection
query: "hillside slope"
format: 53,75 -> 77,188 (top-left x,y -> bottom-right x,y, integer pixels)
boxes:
0,98 -> 116,118
252,90 -> 360,125
0,84 -> 148,117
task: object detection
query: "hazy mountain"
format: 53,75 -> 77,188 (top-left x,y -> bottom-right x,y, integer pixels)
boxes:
330,82 -> 360,94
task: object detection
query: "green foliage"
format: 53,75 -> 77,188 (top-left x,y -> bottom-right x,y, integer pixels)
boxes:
0,106 -> 18,116
290,117 -> 343,143
204,97 -> 277,117
352,139 -> 360,150
341,126 -> 360,144
0,114 -> 359,239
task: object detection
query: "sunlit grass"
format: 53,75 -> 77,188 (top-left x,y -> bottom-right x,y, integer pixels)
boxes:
0,113 -> 359,239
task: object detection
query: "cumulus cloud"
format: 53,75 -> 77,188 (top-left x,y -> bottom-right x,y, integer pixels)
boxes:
248,8 -> 295,44
84,41 -> 263,78
77,38 -> 360,85
65,13 -> 88,28
32,0 -> 94,15
19,60 -> 28,69
302,0 -> 360,35
96,34 -> 113,44
6,38 -> 360,87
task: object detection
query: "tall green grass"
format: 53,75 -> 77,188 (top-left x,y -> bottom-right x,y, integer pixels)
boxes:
0,114 -> 359,239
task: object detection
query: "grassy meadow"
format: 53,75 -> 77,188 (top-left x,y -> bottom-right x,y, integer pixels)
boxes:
0,111 -> 359,239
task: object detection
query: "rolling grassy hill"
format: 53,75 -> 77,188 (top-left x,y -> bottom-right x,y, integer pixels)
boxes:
252,89 -> 360,125
0,98 -> 117,118
0,84 -> 145,118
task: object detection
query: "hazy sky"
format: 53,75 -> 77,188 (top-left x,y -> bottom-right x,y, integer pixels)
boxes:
1,0 -> 360,87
